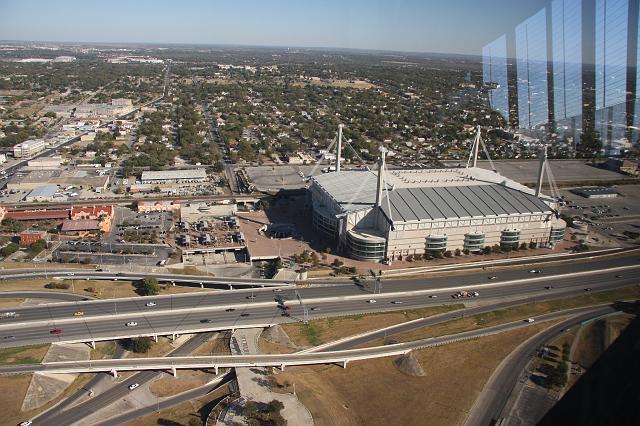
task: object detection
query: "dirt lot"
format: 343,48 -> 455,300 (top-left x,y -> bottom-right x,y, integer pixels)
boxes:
0,372 -> 94,426
272,322 -> 552,426
0,298 -> 25,308
0,278 -> 217,299
192,334 -> 231,356
279,304 -> 463,348
149,370 -> 216,397
0,344 -> 49,365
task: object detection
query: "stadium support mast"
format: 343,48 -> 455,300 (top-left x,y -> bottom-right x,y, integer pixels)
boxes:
535,145 -> 547,197
375,147 -> 387,207
336,124 -> 344,172
472,125 -> 481,168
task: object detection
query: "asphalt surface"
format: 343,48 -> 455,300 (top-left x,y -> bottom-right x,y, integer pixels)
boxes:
0,254 -> 637,348
94,375 -> 233,426
465,307 -> 616,426
32,332 -> 219,426
0,305 -> 615,375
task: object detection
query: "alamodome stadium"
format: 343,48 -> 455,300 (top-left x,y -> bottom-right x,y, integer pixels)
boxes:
309,126 -> 566,262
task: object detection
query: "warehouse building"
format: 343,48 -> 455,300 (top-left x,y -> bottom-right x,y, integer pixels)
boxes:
25,185 -> 61,202
309,133 -> 565,262
140,169 -> 207,185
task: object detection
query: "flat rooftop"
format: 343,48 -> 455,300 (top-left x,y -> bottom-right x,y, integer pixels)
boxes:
311,166 -> 542,215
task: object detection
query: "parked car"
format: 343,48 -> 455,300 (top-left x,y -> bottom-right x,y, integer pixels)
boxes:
125,322 -> 138,327
128,383 -> 140,390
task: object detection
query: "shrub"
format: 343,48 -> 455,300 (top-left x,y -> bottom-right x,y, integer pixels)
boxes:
519,242 -> 528,250
462,249 -> 470,255
529,241 -> 538,249
454,248 -> 462,256
444,250 -> 453,258
45,282 -> 70,289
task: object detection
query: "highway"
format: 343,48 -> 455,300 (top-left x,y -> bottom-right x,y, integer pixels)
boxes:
0,305 -> 616,376
0,254 -> 636,347
0,256 -> 636,348
464,307 -> 616,426
94,378 -> 233,426
32,332 -> 223,426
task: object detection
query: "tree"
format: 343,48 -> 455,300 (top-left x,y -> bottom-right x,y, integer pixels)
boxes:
268,399 -> 285,412
44,111 -> 57,118
274,257 -> 283,270
444,250 -> 453,258
454,248 -> 462,256
127,337 -> 153,353
188,419 -> 203,426
29,239 -> 47,255
529,241 -> 538,249
1,218 -> 24,233
136,276 -> 160,296
0,242 -> 19,257
519,242 -> 528,250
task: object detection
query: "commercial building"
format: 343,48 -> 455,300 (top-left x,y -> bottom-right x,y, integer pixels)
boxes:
140,169 -> 207,185
137,200 -> 181,213
27,156 -> 64,170
570,186 -> 619,198
180,201 -> 237,222
25,185 -> 60,202
19,230 -> 48,246
310,137 -> 565,262
13,139 -> 46,158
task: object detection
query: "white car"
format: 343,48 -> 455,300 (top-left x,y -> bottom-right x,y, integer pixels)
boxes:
367,299 -> 377,304
145,302 -> 156,307
125,322 -> 138,327
525,318 -> 535,323
128,383 -> 140,390
429,295 -> 438,299
19,421 -> 33,426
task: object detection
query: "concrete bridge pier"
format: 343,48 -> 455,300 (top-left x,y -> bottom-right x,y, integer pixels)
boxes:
342,360 -> 348,368
214,365 -> 219,374
89,341 -> 96,350
280,364 -> 286,371
228,285 -> 233,290
171,367 -> 177,377
110,369 -> 118,378
153,335 -> 158,342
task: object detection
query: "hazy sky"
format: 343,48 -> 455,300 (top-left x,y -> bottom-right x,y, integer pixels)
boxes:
0,0 -> 550,54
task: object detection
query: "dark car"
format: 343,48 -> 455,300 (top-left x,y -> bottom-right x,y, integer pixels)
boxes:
544,286 -> 553,290
200,319 -> 211,323
240,313 -> 250,317
584,288 -> 592,292
225,308 -> 236,312
50,328 -> 63,335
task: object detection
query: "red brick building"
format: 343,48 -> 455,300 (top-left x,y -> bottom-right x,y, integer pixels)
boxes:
19,230 -> 48,246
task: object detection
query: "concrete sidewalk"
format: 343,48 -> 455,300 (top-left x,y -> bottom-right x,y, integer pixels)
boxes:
229,328 -> 314,426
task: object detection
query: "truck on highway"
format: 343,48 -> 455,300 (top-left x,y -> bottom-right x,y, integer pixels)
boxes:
451,291 -> 479,299
0,312 -> 19,319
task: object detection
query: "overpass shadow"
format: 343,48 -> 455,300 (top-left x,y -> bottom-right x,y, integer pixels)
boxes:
539,306 -> 640,426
